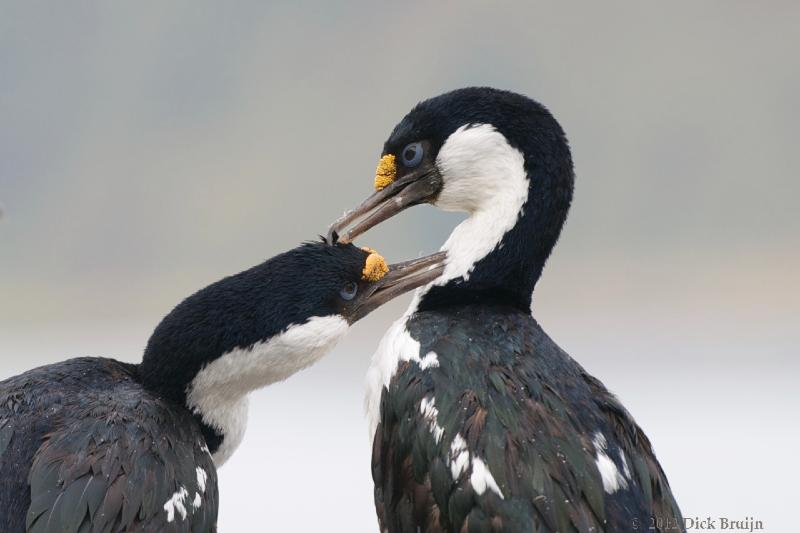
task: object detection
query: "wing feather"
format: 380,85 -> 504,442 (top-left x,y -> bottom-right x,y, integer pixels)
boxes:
0,358 -> 218,533
373,306 -> 683,532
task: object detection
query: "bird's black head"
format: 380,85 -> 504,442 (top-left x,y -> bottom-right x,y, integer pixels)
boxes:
329,87 -> 575,311
138,240 -> 445,463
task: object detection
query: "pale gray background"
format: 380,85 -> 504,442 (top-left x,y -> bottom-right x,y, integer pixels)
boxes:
1,2 -> 798,531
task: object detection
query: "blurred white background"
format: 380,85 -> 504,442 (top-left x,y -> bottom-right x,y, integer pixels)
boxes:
1,2 -> 798,531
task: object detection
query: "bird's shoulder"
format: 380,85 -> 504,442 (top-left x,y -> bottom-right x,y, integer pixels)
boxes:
373,304 -> 682,532
0,357 -> 218,533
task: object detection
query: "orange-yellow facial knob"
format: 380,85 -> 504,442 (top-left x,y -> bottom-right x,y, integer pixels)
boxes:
361,248 -> 389,281
374,154 -> 396,191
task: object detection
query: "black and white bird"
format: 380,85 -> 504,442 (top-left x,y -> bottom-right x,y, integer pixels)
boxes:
329,87 -> 684,532
0,241 -> 445,532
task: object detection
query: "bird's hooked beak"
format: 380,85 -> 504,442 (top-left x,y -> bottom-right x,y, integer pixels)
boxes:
327,155 -> 442,244
350,251 -> 446,323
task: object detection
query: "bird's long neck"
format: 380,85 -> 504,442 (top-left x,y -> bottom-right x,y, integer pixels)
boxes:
184,315 -> 349,464
139,314 -> 351,466
418,173 -> 572,313
137,356 -> 243,466
136,359 -> 236,464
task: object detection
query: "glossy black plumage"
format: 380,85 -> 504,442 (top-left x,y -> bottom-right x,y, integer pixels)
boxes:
366,88 -> 683,532
139,241 -> 372,450
383,87 -> 573,311
0,358 -> 217,532
0,241 -> 376,532
373,305 -> 681,532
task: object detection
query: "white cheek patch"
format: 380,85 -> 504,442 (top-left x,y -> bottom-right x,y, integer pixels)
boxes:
433,124 -> 529,285
188,315 -> 349,466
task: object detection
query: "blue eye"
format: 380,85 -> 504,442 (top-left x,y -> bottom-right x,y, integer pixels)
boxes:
401,142 -> 424,167
339,281 -> 358,301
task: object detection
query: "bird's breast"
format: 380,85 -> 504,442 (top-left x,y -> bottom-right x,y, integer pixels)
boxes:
365,315 -> 427,438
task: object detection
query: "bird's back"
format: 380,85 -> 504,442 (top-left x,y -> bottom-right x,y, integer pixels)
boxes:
371,304 -> 682,532
0,357 -> 218,533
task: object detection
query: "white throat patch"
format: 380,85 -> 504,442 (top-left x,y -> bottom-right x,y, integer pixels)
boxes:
433,123 -> 529,285
187,315 -> 349,466
365,124 -> 530,439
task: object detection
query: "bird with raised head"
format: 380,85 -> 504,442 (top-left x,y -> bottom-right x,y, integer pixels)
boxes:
0,241 -> 445,532
330,87 -> 683,533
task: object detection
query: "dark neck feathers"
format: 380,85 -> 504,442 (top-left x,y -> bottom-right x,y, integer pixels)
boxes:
419,133 -> 573,312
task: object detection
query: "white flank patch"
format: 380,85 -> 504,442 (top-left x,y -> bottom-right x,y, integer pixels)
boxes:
419,351 -> 439,369
620,449 -> 632,480
196,467 -> 208,493
449,434 -> 470,479
192,493 -> 202,509
163,486 -> 189,522
433,123 -> 529,284
471,457 -> 505,499
593,432 -> 629,493
188,315 -> 349,466
419,396 -> 445,443
418,399 -> 506,499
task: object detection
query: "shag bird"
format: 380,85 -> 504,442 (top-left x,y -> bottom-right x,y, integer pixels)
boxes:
0,241 -> 445,532
329,87 -> 683,532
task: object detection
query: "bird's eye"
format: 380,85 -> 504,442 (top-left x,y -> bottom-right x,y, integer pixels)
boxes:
339,281 -> 358,301
400,142 -> 424,168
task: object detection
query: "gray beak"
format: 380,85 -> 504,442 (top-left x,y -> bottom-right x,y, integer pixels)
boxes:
350,251 -> 446,322
327,166 -> 442,244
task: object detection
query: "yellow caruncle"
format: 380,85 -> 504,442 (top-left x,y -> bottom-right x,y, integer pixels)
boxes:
361,247 -> 389,281
374,154 -> 396,191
